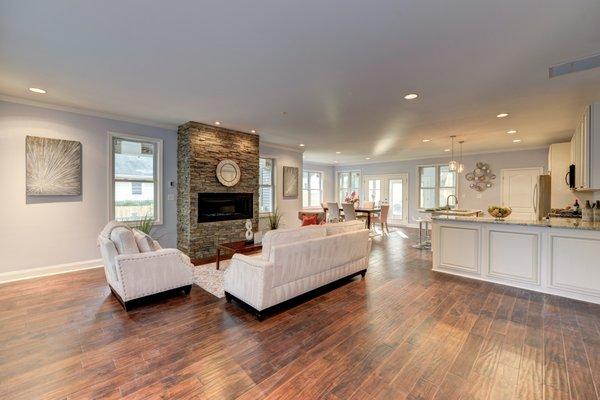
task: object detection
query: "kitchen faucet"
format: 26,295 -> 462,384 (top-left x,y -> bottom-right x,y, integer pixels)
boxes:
446,194 -> 458,210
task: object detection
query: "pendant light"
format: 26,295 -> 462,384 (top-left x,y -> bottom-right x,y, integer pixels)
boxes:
458,140 -> 465,173
448,135 -> 458,171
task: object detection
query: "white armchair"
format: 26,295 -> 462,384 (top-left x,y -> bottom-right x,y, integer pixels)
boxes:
98,221 -> 193,310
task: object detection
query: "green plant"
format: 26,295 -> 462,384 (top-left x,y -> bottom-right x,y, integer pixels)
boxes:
268,208 -> 282,230
134,213 -> 155,234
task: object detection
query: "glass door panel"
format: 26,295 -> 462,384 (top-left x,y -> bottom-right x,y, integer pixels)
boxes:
389,179 -> 404,221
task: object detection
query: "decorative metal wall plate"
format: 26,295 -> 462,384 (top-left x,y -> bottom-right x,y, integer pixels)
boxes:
216,159 -> 241,187
465,162 -> 495,191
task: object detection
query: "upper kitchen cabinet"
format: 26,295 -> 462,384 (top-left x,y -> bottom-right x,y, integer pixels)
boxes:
570,102 -> 600,190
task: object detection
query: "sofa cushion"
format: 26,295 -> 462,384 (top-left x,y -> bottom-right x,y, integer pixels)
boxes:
262,225 -> 326,261
110,227 -> 140,255
132,229 -> 158,253
325,220 -> 365,236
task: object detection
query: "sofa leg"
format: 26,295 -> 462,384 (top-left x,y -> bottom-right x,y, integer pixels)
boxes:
256,312 -> 264,321
225,292 -> 232,303
360,269 -> 367,278
122,301 -> 132,312
183,285 -> 192,295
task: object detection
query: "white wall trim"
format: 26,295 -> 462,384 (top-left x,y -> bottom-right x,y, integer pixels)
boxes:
261,141 -> 305,154
0,259 -> 103,284
325,145 -> 550,167
0,94 -> 178,131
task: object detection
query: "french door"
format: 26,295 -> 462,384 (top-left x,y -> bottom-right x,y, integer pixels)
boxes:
363,174 -> 409,225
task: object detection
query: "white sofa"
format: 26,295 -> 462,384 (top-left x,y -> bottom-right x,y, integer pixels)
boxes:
224,220 -> 371,319
98,221 -> 194,310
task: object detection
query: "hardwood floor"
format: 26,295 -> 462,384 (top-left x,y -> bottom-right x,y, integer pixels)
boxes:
1,227 -> 599,399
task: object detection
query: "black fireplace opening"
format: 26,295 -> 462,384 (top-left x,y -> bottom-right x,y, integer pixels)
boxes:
197,192 -> 253,222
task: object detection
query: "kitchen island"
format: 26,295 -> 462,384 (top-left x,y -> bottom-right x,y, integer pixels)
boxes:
432,215 -> 600,304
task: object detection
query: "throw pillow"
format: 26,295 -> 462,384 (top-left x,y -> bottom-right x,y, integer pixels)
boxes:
110,227 -> 140,255
133,229 -> 158,253
301,214 -> 318,226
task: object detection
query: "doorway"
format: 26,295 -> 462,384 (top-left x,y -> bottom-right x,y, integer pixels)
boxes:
500,167 -> 543,220
363,174 -> 409,225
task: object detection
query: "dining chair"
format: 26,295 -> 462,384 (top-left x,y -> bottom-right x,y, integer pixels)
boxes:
371,204 -> 390,234
342,203 -> 357,221
326,202 -> 341,222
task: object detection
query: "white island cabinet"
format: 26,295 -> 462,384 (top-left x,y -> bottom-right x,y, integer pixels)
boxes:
432,216 -> 600,304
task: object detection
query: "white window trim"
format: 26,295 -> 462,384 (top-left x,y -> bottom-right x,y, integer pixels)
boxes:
336,170 -> 362,203
302,169 -> 324,209
259,157 -> 276,216
416,163 -> 459,210
108,131 -> 163,225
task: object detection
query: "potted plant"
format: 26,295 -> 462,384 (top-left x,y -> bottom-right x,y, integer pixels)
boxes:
268,208 -> 282,230
133,214 -> 155,235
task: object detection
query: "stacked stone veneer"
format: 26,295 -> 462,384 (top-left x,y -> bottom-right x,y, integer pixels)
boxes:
177,121 -> 259,260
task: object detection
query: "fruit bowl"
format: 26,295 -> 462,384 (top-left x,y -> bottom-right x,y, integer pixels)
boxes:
488,206 -> 512,220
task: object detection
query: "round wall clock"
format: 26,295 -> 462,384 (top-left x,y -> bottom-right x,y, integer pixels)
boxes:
216,159 -> 241,187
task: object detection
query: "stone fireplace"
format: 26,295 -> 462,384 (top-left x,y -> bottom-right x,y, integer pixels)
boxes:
177,122 -> 259,260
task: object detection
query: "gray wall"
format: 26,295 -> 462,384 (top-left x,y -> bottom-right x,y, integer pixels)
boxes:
335,148 -> 548,224
0,100 -> 177,278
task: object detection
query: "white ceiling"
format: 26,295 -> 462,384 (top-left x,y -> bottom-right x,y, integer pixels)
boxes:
2,0 -> 600,164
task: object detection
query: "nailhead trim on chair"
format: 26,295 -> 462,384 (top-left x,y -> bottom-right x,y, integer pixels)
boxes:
117,252 -> 192,300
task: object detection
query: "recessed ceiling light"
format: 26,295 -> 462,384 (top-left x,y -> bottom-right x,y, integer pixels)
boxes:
335,151 -> 341,154
29,87 -> 46,94
444,148 -> 451,152
334,160 -> 338,163
513,138 -> 522,143
299,143 -> 305,147
250,129 -> 256,134
507,130 -> 517,134
496,113 -> 509,118
214,121 -> 221,126
404,93 -> 419,100
422,139 -> 431,143
365,157 -> 371,160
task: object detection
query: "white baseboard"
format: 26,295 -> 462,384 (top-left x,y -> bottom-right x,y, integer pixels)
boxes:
0,259 -> 103,284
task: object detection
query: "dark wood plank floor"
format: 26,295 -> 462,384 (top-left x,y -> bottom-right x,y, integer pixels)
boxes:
1,228 -> 599,399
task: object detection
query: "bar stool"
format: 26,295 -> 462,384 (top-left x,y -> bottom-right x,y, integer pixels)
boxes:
412,216 -> 431,250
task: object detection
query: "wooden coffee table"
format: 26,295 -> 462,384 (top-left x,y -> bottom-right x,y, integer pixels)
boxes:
216,240 -> 262,270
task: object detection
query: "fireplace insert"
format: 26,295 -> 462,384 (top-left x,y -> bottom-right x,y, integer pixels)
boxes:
197,192 -> 253,222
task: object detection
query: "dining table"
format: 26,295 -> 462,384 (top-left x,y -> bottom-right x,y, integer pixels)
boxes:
322,206 -> 382,229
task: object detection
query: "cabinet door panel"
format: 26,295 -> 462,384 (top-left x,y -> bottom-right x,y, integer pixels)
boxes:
550,234 -> 600,295
439,226 -> 480,273
487,230 -> 539,284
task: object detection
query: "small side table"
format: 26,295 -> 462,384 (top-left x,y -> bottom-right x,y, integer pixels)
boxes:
216,240 -> 262,270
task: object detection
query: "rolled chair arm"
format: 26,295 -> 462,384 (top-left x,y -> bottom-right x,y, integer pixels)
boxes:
224,254 -> 272,311
115,249 -> 193,301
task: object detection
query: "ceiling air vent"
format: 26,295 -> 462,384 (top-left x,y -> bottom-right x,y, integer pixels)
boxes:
549,52 -> 600,78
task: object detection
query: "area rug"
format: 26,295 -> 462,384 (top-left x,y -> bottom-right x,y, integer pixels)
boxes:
192,260 -> 230,298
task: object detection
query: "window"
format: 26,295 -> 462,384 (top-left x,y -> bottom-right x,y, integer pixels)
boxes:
110,133 -> 162,223
367,179 -> 381,204
338,171 -> 361,202
418,165 -> 457,209
302,171 -> 323,208
259,158 -> 274,213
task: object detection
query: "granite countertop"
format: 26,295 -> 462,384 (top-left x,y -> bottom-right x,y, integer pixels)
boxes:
431,215 -> 600,231
428,209 -> 482,216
